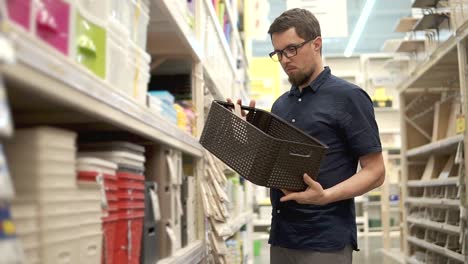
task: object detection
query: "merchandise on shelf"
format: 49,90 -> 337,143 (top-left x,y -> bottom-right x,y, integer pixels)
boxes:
34,0 -> 72,56
6,127 -> 103,264
77,157 -> 118,264
148,90 -> 178,124
78,141 -> 146,264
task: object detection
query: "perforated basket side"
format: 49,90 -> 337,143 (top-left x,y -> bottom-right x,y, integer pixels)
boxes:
200,102 -> 275,186
268,140 -> 328,191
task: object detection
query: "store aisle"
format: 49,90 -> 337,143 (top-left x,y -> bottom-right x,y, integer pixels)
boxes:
254,235 -> 402,264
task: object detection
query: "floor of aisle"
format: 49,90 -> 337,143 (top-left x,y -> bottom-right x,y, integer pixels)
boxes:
253,233 -> 403,264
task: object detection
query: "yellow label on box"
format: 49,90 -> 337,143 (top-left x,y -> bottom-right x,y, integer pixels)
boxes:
456,114 -> 465,134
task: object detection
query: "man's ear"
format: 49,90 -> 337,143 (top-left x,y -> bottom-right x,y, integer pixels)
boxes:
313,37 -> 322,52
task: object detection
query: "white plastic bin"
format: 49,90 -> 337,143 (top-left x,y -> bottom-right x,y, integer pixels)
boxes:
77,157 -> 118,175
9,161 -> 77,191
41,200 -> 101,216
78,151 -> 145,167
106,21 -> 130,93
134,0 -> 150,49
76,0 -> 110,22
129,42 -> 151,105
42,238 -> 80,264
79,232 -> 103,264
5,127 -> 76,149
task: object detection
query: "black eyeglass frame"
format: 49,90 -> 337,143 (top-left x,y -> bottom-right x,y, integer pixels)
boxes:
269,38 -> 315,62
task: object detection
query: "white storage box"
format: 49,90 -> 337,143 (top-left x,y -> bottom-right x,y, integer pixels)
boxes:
10,202 -> 38,219
42,238 -> 80,264
78,151 -> 145,168
18,233 -> 40,250
14,217 -> 39,235
79,232 -> 103,264
6,127 -> 77,149
9,162 -> 77,191
24,247 -> 40,264
6,145 -> 76,163
106,21 -> 131,94
40,211 -> 101,231
76,0 -> 110,22
79,221 -> 102,237
41,200 -> 101,216
77,157 -> 118,174
133,0 -> 150,49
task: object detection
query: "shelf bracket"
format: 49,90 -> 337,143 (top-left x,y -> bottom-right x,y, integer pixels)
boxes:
404,116 -> 433,141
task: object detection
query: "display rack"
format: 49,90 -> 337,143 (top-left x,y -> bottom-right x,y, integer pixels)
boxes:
393,5 -> 468,263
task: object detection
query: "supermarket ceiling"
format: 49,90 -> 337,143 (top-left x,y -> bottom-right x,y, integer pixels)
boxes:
252,0 -> 412,57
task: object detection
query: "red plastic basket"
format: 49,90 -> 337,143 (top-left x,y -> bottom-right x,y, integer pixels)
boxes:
102,215 -> 118,264
116,192 -> 145,201
114,212 -> 144,264
129,217 -> 144,264
118,182 -> 145,191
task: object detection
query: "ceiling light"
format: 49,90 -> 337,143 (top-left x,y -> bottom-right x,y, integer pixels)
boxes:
344,0 -> 376,57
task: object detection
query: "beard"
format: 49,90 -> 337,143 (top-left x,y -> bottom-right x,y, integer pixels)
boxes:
287,68 -> 313,87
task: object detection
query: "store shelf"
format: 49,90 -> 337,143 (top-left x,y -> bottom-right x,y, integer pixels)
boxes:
396,40 -> 425,53
203,0 -> 236,72
157,241 -> 205,264
383,57 -> 410,69
406,197 -> 460,208
413,14 -> 449,31
407,257 -> 425,264
406,135 -> 463,158
407,236 -> 464,262
3,36 -> 203,157
407,177 -> 459,187
369,226 -> 400,232
203,68 -> 225,101
397,35 -> 458,92
216,211 -> 253,238
395,17 -> 420,32
411,0 -> 444,8
253,219 -> 271,227
382,39 -> 403,53
407,217 -> 460,234
224,0 -> 237,31
148,0 -> 203,61
356,216 -> 366,224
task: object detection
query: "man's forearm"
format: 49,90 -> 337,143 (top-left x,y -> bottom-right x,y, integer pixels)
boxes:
323,164 -> 385,204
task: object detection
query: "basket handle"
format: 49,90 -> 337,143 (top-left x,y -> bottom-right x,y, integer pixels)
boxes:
289,152 -> 311,158
215,100 -> 257,112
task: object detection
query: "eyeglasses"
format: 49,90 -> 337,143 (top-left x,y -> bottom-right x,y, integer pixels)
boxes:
269,39 -> 314,62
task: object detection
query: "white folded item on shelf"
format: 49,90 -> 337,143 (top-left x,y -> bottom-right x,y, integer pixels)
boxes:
78,151 -> 145,168
5,127 -> 77,149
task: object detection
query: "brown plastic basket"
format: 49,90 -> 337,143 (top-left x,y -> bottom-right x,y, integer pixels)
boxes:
200,100 -> 328,191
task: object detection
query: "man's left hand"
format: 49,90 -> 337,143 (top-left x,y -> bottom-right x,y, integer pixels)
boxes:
280,174 -> 329,205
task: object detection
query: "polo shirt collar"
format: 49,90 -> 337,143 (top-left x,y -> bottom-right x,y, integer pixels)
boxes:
289,66 -> 331,96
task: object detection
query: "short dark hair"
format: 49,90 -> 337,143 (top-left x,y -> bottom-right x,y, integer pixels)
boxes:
268,8 -> 321,41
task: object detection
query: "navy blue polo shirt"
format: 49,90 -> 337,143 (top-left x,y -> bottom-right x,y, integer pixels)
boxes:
269,66 -> 382,251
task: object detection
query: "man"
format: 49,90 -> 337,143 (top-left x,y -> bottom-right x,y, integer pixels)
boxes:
234,8 -> 385,263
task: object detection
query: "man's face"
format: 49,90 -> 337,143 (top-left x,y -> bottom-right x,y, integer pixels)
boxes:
271,28 -> 321,87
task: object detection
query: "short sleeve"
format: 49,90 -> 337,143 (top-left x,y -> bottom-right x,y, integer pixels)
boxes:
339,88 -> 382,157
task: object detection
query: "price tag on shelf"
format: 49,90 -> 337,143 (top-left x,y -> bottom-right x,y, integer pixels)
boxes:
456,114 -> 465,134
